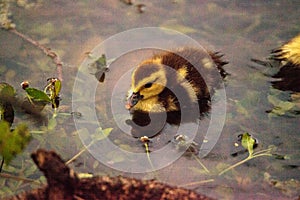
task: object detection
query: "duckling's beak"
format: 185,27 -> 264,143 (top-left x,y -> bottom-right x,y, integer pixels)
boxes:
125,92 -> 143,110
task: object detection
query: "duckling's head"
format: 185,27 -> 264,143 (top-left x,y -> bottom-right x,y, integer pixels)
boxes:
126,60 -> 167,111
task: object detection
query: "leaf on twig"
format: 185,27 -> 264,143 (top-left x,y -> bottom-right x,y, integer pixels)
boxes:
239,132 -> 256,157
93,127 -> 113,141
25,88 -> 51,102
53,79 -> 62,97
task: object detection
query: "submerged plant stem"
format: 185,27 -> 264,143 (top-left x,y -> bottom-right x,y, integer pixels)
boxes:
144,143 -> 155,171
178,179 -> 214,187
219,156 -> 251,176
192,154 -> 210,173
253,147 -> 274,156
65,142 -> 94,165
8,28 -> 63,81
0,172 -> 41,185
219,152 -> 273,176
65,147 -> 87,165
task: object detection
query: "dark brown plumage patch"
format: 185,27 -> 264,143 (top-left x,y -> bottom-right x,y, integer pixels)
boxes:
159,48 -> 227,100
271,63 -> 300,92
270,45 -> 300,92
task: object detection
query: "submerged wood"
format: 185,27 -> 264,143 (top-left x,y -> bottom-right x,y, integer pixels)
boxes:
6,149 -> 213,200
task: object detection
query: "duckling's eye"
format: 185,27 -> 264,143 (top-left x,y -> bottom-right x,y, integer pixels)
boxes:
144,82 -> 153,88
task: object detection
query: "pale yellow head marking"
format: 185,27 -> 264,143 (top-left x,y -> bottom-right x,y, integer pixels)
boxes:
131,62 -> 167,99
134,70 -> 166,94
128,58 -> 167,112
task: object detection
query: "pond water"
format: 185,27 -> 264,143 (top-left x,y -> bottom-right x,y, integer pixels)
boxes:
0,0 -> 299,199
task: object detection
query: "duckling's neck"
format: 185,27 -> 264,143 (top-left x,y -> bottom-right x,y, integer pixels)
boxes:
133,95 -> 178,113
134,96 -> 164,112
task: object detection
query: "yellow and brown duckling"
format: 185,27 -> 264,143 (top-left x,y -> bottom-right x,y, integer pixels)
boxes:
253,34 -> 300,92
270,34 -> 300,92
271,34 -> 300,66
125,48 -> 227,128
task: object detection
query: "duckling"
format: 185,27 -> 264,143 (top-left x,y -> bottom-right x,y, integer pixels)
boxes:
271,34 -> 300,66
125,48 -> 227,129
270,34 -> 300,92
252,34 -> 300,92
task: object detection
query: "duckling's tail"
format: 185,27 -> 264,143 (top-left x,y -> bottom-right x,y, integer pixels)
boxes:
209,51 -> 229,78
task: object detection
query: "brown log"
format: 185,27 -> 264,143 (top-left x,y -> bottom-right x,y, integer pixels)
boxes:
6,149 -> 213,200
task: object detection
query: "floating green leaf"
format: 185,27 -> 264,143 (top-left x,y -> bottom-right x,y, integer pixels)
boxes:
0,82 -> 15,97
93,127 -> 113,141
0,121 -> 31,164
268,94 -> 295,115
240,132 -> 256,156
90,54 -> 109,82
95,54 -> 107,67
25,87 -> 51,102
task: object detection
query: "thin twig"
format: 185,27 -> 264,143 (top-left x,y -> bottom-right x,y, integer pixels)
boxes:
9,28 -> 63,81
218,152 -> 273,176
65,140 -> 95,165
218,156 -> 251,176
65,147 -> 88,165
191,153 -> 210,173
252,147 -> 274,156
0,172 -> 41,185
178,179 -> 214,187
